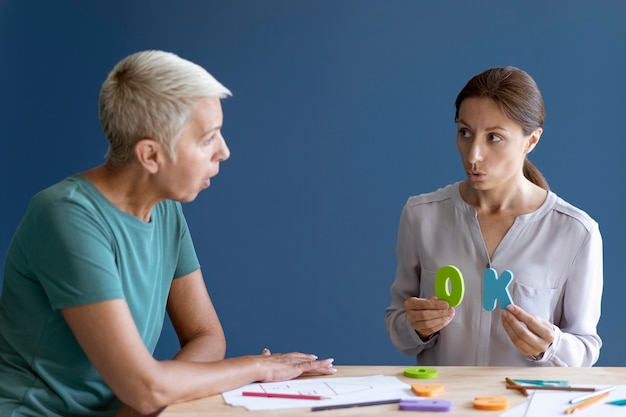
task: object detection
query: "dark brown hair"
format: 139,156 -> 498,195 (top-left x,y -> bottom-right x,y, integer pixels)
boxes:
454,67 -> 549,190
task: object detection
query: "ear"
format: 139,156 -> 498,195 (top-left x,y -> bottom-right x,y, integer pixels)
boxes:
525,128 -> 543,154
134,139 -> 162,174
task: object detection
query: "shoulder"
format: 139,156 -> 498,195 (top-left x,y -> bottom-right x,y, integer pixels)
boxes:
31,174 -> 105,207
547,192 -> 599,233
405,183 -> 458,209
26,175 -> 96,220
400,183 -> 463,227
31,174 -> 82,202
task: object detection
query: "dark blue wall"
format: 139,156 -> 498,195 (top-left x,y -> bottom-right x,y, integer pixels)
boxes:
1,1 -> 624,366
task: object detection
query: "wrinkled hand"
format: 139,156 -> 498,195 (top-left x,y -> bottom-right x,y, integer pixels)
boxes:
256,348 -> 336,382
404,297 -> 454,340
501,304 -> 554,357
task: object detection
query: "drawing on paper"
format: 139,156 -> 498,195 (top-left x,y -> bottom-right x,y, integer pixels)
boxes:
249,381 -> 374,397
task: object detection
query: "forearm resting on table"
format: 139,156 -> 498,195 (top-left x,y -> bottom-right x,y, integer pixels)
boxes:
118,356 -> 265,415
118,334 -> 227,416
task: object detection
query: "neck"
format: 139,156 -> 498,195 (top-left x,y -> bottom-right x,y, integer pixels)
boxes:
81,163 -> 160,222
459,179 -> 547,215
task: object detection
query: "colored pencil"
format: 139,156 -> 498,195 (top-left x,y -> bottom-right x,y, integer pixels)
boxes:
505,384 -> 596,393
242,391 -> 328,400
311,398 -> 401,411
565,392 -> 610,414
569,385 -> 616,404
505,377 -> 528,396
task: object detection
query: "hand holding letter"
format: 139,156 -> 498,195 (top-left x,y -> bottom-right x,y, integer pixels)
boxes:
404,296 -> 455,340
501,304 -> 554,357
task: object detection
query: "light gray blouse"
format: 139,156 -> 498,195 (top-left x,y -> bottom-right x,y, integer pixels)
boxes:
385,182 -> 602,366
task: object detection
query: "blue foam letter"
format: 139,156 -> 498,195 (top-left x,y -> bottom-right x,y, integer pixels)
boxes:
482,268 -> 514,311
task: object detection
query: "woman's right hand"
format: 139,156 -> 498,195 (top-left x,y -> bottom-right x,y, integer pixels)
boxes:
404,296 -> 455,340
255,348 -> 336,382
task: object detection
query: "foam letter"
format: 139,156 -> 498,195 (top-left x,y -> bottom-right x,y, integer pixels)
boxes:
434,265 -> 465,307
482,268 -> 514,311
473,396 -> 509,411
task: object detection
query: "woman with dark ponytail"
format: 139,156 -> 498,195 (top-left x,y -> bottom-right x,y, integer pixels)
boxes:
385,67 -> 602,367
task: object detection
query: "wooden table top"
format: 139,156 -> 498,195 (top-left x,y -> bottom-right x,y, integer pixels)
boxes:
160,365 -> 626,416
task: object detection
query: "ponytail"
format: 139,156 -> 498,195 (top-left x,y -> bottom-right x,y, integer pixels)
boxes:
523,159 -> 549,191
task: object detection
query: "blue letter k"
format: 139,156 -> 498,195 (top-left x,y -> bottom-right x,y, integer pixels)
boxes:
482,268 -> 514,311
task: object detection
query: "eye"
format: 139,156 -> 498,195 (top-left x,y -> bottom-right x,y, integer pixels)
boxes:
488,133 -> 503,142
458,128 -> 471,138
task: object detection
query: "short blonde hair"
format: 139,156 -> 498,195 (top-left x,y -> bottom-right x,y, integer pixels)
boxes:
99,50 -> 231,165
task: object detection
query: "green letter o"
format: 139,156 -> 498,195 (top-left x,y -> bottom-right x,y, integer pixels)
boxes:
434,265 -> 465,307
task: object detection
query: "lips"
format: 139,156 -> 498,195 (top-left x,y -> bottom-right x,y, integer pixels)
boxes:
467,171 -> 485,180
203,168 -> 219,188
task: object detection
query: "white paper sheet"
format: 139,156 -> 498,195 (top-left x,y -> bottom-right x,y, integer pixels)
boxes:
222,375 -> 413,410
500,385 -> 626,417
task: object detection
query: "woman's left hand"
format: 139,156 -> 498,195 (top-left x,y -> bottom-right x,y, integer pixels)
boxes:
501,304 -> 555,357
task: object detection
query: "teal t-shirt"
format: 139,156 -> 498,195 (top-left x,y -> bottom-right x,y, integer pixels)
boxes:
0,174 -> 201,416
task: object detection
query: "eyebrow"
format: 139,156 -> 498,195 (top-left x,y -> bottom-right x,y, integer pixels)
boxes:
456,119 -> 510,132
202,125 -> 222,136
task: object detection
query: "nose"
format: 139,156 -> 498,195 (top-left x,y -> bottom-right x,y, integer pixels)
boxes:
467,138 -> 483,164
216,133 -> 230,162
